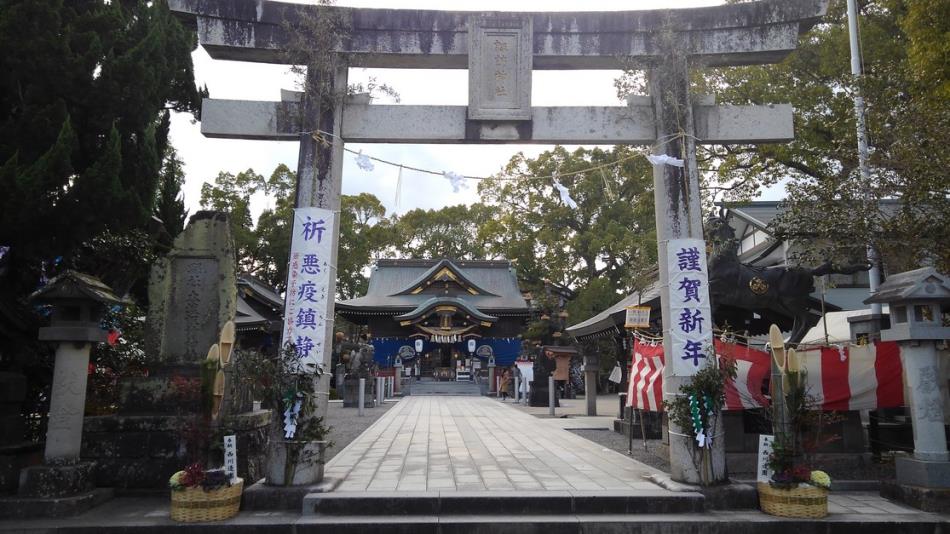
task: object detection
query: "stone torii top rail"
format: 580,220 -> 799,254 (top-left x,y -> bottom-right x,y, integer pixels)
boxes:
170,0 -> 827,68
170,0 -> 826,145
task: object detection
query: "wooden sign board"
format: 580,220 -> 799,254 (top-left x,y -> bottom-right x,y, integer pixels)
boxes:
625,306 -> 651,329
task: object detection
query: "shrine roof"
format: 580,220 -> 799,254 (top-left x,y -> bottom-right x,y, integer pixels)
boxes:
393,297 -> 498,323
337,259 -> 528,315
566,278 -> 662,340
235,274 -> 282,330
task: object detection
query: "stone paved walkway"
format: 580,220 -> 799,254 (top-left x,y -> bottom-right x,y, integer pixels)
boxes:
324,396 -> 666,492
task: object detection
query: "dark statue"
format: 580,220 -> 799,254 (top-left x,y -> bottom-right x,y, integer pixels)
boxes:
704,215 -> 870,345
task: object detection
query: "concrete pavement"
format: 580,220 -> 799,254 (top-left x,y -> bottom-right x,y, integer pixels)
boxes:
324,396 -> 664,492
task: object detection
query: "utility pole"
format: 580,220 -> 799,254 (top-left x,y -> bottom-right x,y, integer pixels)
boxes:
846,0 -> 882,314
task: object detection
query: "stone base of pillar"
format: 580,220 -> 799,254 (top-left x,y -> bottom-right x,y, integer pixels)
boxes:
242,476 -> 340,511
896,455 -> 950,488
18,461 -> 96,498
881,479 -> 950,513
0,487 -> 113,519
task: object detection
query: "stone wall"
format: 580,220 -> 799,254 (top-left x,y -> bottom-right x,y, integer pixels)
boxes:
82,411 -> 269,490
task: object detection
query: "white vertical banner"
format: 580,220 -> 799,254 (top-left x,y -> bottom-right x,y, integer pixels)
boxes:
756,434 -> 774,483
283,207 -> 335,369
223,434 -> 238,481
667,238 -> 714,376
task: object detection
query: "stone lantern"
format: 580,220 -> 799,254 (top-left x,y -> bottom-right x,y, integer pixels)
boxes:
18,271 -> 125,513
866,267 -> 950,508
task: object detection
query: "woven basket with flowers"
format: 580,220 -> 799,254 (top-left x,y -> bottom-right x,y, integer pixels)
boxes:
169,463 -> 243,522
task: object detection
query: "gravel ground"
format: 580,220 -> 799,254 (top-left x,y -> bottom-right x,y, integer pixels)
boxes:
568,429 -> 672,473
323,399 -> 397,461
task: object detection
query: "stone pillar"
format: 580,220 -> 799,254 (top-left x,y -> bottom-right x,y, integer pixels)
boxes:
902,344 -> 948,461
584,355 -> 599,416
488,361 -> 496,394
44,343 -> 93,462
290,61 -> 348,426
14,271 -> 123,512
649,55 -> 726,485
394,360 -> 403,394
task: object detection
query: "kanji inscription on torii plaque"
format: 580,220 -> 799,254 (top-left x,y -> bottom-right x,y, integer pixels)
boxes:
468,15 -> 532,121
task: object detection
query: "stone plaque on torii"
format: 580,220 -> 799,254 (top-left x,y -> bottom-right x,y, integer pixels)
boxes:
170,0 -> 828,485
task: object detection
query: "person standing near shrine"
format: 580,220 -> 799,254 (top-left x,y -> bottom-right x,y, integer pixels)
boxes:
499,369 -> 510,400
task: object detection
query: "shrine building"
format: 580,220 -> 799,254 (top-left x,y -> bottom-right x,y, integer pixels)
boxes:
337,259 -> 529,378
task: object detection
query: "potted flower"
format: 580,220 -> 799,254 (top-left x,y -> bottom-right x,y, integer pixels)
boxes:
169,464 -> 243,522
235,344 -> 331,486
758,326 -> 834,518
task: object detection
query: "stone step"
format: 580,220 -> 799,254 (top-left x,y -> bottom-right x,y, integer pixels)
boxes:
295,513 -> 947,534
303,490 -> 705,516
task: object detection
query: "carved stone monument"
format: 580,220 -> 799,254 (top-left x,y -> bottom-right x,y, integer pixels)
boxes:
80,212 -> 268,489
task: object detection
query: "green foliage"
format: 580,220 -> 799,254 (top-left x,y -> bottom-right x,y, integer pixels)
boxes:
200,167 -> 265,276
393,204 -> 498,261
0,0 -> 202,359
566,278 -> 623,324
154,147 -> 189,239
198,164 -> 391,297
663,356 -> 736,485
478,145 -> 657,295
701,0 -> 949,271
339,193 -> 391,299
664,358 -> 736,444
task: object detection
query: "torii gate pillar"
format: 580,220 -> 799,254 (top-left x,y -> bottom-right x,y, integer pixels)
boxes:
293,62 -> 348,422
650,54 -> 725,484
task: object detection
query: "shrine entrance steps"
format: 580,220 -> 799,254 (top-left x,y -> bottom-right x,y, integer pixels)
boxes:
408,377 -> 481,396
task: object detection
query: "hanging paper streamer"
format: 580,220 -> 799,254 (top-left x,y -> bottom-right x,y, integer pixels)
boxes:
688,394 -> 706,447
647,154 -> 685,168
355,150 -> 374,171
394,165 -> 403,209
552,179 -> 578,209
599,169 -> 614,201
443,171 -> 468,193
283,398 -> 303,439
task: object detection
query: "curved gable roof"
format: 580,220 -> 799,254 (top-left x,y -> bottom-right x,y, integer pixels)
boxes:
337,259 -> 528,314
393,297 -> 498,323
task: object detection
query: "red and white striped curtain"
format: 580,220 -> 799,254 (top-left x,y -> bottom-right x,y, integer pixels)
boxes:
626,338 -> 906,412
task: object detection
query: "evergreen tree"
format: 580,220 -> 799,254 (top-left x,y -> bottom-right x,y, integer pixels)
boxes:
0,0 -> 202,359
154,147 -> 189,239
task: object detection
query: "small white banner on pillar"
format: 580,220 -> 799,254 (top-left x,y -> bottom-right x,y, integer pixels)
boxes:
282,207 -> 335,369
756,434 -> 774,483
667,238 -> 714,376
223,434 -> 238,481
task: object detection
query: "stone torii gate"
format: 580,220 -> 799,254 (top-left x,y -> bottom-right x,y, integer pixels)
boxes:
170,0 -> 828,484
